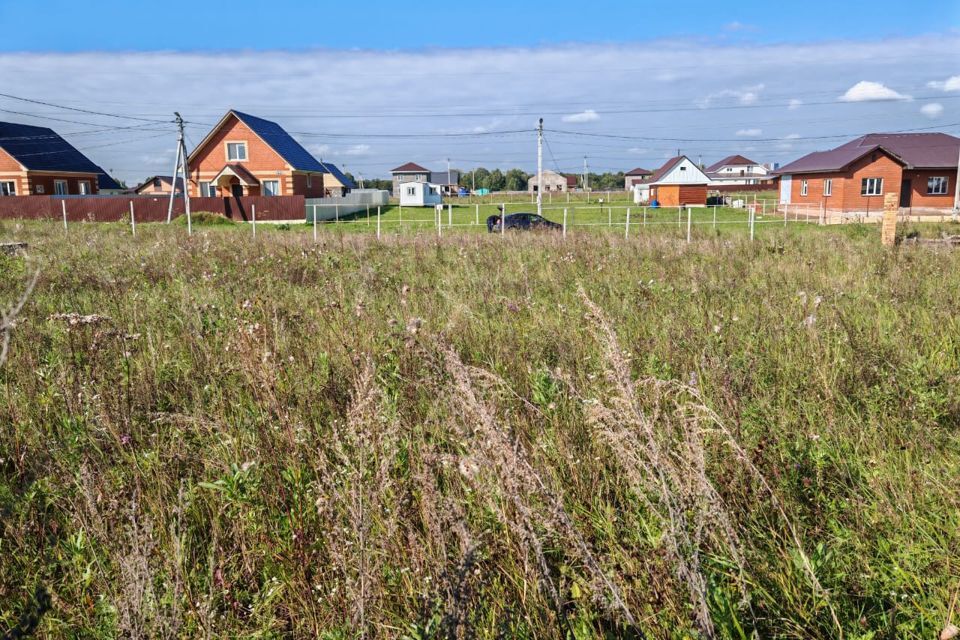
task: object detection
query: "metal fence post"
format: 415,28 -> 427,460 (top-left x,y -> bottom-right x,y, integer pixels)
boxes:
312,205 -> 318,242
686,207 -> 692,243
713,205 -> 717,230
376,206 -> 381,240
62,200 -> 67,232
784,204 -> 788,228
563,207 -> 567,239
625,207 -> 630,239
398,204 -> 402,229
501,203 -> 505,236
475,204 -> 479,225
448,203 -> 452,227
252,204 -> 256,238
129,200 -> 136,236
749,208 -> 755,241
643,206 -> 647,227
366,204 -> 370,226
335,204 -> 339,224
436,205 -> 441,238
677,206 -> 682,230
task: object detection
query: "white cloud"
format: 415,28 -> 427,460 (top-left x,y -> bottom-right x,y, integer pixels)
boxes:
921,102 -> 944,118
783,133 -> 801,139
627,147 -> 648,155
308,143 -> 330,157
344,144 -> 372,156
700,84 -> 764,108
788,99 -> 803,110
838,81 -> 912,102
736,128 -> 762,137
562,109 -> 600,123
927,75 -> 960,92
724,21 -> 758,32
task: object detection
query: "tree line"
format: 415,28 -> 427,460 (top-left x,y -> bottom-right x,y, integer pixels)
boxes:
346,169 -> 629,193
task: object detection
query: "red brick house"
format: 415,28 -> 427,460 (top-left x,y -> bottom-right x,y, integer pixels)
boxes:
775,133 -> 960,214
187,110 -> 327,198
0,121 -> 112,196
648,156 -> 710,207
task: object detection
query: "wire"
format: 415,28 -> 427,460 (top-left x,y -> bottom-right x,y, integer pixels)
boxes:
0,92 -> 174,124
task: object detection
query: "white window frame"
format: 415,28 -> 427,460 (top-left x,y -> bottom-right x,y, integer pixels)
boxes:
78,180 -> 91,195
262,179 -> 280,196
35,184 -> 45,194
800,180 -> 808,196
0,180 -> 15,196
406,186 -> 415,196
225,141 -> 248,162
54,180 -> 68,195
927,176 -> 948,195
861,177 -> 883,196
823,179 -> 832,197
200,182 -> 217,197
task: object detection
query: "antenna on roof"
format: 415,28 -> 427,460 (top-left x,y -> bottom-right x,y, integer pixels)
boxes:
166,112 -> 192,234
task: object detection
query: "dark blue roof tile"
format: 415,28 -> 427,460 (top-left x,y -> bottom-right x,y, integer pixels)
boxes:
0,121 -> 104,174
232,111 -> 327,173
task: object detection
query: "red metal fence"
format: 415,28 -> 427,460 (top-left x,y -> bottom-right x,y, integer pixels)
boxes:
0,195 -> 306,223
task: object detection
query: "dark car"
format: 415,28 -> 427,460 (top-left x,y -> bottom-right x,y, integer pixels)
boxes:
486,213 -> 562,233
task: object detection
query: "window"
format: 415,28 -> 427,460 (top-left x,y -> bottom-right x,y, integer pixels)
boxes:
307,174 -> 312,188
928,176 -> 949,195
861,178 -> 883,196
0,181 -> 15,196
263,180 -> 280,196
78,181 -> 91,195
152,178 -> 162,188
226,142 -> 247,162
200,182 -> 216,197
54,180 -> 68,195
35,184 -> 45,194
406,186 -> 415,196
823,179 -> 832,197
800,180 -> 808,196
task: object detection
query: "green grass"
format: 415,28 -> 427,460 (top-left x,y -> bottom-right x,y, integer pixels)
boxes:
1,220 -> 959,638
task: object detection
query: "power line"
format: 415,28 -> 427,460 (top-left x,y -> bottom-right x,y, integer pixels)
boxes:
0,92 -> 174,124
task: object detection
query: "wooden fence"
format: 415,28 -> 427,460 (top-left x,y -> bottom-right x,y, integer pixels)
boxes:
0,195 -> 306,223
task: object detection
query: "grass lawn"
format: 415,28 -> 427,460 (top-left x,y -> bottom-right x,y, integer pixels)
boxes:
1,220 -> 959,638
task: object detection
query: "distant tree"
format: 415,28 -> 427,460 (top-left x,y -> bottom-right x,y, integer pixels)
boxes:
504,169 -> 528,192
472,168 -> 491,190
488,169 -> 506,192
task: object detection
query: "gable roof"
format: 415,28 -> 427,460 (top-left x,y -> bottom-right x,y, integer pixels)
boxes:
705,155 -> 757,172
776,133 -> 960,175
189,110 -> 327,173
318,162 -> 355,189
392,162 -> 430,173
649,155 -> 710,185
0,121 -> 104,174
134,175 -> 184,192
625,167 -> 652,176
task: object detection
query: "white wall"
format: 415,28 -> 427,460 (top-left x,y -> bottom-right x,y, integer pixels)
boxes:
656,158 -> 710,185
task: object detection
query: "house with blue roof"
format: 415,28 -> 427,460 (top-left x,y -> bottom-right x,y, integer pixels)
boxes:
318,161 -> 355,196
187,110 -> 329,198
0,121 -> 112,196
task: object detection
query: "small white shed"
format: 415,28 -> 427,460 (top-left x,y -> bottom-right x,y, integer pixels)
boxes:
399,181 -> 442,207
632,183 -> 651,204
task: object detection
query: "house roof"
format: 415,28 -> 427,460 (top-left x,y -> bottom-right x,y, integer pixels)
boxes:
189,111 -> 327,173
319,162 -> 356,189
649,155 -> 710,185
211,164 -> 260,185
392,162 -> 430,173
566,175 -> 577,187
0,121 -> 104,174
705,155 -> 757,172
625,167 -> 652,176
776,133 -> 960,175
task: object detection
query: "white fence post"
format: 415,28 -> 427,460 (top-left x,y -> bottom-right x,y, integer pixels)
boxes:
312,205 -> 318,242
563,207 -> 567,239
436,205 -> 441,238
252,204 -> 257,238
335,204 -> 339,224
784,204 -> 788,228
749,208 -> 755,241
677,206 -> 682,230
686,207 -> 692,243
129,200 -> 136,236
61,200 -> 67,232
376,206 -> 381,240
366,204 -> 370,226
713,205 -> 717,230
448,203 -> 452,227
643,206 -> 647,227
625,207 -> 630,239
607,203 -> 612,228
475,204 -> 479,226
501,203 -> 505,236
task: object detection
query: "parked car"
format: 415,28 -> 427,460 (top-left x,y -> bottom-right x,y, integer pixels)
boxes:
486,213 -> 562,233
457,187 -> 471,197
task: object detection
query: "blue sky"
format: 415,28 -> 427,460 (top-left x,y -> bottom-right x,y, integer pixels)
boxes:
1,0 -> 956,51
0,1 -> 958,184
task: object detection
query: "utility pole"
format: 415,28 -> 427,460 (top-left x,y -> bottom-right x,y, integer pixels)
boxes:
583,155 -> 589,193
537,118 -> 544,217
166,112 -> 191,233
447,157 -> 451,194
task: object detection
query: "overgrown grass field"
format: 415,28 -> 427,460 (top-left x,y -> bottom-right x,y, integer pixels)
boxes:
1,220 -> 959,638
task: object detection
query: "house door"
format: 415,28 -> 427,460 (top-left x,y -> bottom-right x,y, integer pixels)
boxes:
231,184 -> 243,199
899,179 -> 911,207
779,176 -> 792,204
